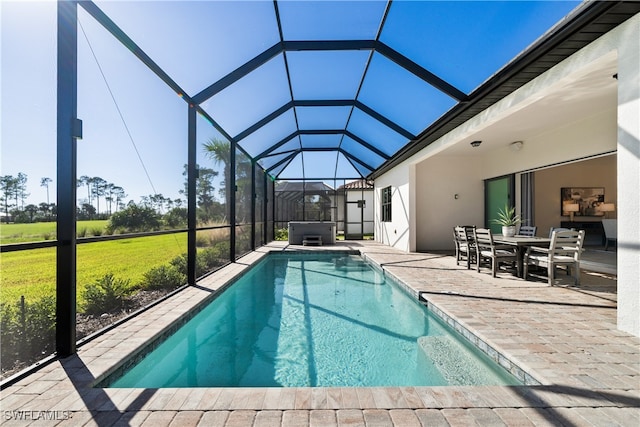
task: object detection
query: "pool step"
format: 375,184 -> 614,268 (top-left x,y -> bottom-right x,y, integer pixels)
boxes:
302,235 -> 323,246
417,335 -> 513,385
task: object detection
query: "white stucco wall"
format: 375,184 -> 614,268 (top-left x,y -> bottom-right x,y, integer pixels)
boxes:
374,164 -> 412,251
415,157 -> 484,251
375,13 -> 640,336
616,14 -> 640,337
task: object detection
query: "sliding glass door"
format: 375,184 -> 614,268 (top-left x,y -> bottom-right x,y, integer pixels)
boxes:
485,174 -> 515,234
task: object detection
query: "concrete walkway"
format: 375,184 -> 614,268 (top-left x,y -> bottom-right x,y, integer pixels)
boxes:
1,241 -> 638,426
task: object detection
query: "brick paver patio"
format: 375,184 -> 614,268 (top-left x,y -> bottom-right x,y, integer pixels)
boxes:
1,241 -> 638,426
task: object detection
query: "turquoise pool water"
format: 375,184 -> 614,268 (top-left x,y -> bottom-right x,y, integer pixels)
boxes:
108,252 -> 520,387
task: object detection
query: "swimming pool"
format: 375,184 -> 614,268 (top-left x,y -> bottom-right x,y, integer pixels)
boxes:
106,252 -> 521,387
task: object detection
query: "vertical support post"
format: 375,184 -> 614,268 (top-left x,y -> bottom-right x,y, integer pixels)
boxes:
187,105 -> 197,285
263,171 -> 268,244
56,0 -> 78,357
250,161 -> 256,251
230,142 -> 236,261
272,179 -> 276,240
302,181 -> 306,220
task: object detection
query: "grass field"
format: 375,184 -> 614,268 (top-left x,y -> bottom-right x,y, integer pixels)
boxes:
1,232 -> 187,307
0,220 -> 110,244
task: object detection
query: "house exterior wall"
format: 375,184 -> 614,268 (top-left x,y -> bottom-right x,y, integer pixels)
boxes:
616,14 -> 640,336
375,13 -> 640,337
415,157 -> 483,252
375,165 -> 412,251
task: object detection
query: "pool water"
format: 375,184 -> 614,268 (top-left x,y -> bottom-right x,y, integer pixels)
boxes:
108,253 -> 520,387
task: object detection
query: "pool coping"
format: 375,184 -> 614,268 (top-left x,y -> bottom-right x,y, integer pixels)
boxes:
95,248 -> 365,388
1,241 -> 638,421
81,243 -> 563,390
361,253 -> 542,387
96,247 -> 532,389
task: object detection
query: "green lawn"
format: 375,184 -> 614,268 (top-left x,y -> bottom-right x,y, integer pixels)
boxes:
0,220 -> 110,244
0,233 -> 187,306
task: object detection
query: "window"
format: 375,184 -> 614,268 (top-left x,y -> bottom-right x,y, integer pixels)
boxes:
381,186 -> 392,222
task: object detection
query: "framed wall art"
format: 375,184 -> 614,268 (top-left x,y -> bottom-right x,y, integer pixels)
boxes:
561,187 -> 605,217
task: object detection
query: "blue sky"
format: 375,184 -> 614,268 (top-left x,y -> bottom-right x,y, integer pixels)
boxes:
1,0 -> 579,209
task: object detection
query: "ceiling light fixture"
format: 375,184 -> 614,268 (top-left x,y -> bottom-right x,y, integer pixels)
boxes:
509,141 -> 524,152
470,140 -> 482,148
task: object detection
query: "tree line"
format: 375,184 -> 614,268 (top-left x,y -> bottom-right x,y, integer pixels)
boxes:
0,138 -> 259,226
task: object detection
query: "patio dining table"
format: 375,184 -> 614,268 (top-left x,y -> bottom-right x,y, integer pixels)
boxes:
492,235 -> 552,278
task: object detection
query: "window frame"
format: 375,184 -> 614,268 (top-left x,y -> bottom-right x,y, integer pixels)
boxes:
381,186 -> 392,222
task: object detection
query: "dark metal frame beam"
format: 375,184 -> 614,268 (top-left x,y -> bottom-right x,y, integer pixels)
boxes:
229,143 -> 237,261
283,40 -> 377,51
256,130 -> 389,161
342,153 -> 374,178
266,151 -> 298,174
263,172 -> 268,245
343,131 -> 390,160
375,42 -> 468,102
193,43 -> 282,104
255,132 -> 300,160
79,1 -> 191,102
234,102 -> 293,142
56,0 -> 79,358
354,100 -> 415,140
187,105 -> 197,285
250,162 -> 256,251
234,99 -> 414,145
338,149 -> 376,172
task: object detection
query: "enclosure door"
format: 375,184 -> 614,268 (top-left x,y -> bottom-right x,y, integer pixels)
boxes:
344,191 -> 364,240
485,174 -> 515,234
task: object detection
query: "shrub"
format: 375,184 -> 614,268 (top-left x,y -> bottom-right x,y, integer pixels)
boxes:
77,227 -> 87,238
82,274 -> 132,315
164,207 -> 187,228
90,227 -> 103,236
140,265 -> 186,291
195,233 -> 209,247
1,296 -> 56,372
1,302 -> 19,364
275,228 -> 288,241
170,253 -> 208,278
198,242 -> 230,271
169,253 -> 188,275
24,296 -> 56,348
107,203 -> 161,233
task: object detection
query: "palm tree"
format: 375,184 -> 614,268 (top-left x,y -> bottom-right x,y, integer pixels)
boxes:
91,177 -> 107,214
78,176 -> 91,205
40,177 -> 52,205
112,186 -> 126,212
203,138 -> 231,222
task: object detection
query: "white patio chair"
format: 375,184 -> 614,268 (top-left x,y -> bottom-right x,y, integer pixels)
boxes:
473,228 -> 518,277
453,225 -> 476,269
524,229 -> 585,286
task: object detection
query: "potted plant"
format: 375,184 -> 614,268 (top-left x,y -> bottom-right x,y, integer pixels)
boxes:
492,204 -> 522,237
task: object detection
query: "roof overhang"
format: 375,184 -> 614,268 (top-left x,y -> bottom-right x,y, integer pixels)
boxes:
371,0 -> 640,179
